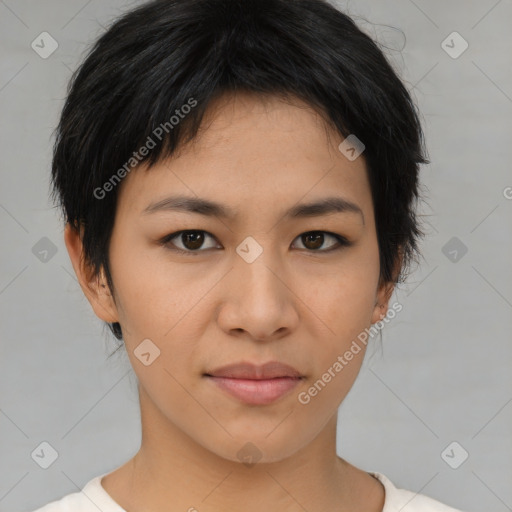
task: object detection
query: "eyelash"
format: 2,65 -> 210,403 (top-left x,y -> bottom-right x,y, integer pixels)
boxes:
158,230 -> 352,256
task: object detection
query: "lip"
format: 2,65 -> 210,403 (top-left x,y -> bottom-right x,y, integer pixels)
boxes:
204,362 -> 304,405
206,361 -> 303,379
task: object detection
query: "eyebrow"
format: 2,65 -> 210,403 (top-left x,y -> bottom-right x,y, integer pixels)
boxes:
142,195 -> 365,224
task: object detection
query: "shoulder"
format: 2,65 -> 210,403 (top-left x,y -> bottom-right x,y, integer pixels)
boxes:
28,473 -> 126,512
371,472 -> 467,512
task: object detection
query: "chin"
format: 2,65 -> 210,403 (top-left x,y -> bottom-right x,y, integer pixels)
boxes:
197,428 -> 311,467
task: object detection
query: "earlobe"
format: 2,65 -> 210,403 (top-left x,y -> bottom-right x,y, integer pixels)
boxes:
63,222 -> 119,324
371,282 -> 394,324
371,249 -> 402,324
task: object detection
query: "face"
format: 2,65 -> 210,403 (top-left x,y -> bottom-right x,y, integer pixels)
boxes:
67,92 -> 394,464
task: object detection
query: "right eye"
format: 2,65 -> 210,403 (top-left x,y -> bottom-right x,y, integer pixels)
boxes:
159,230 -> 220,255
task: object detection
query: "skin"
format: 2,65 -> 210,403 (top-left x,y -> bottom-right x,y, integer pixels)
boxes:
65,91 -> 400,512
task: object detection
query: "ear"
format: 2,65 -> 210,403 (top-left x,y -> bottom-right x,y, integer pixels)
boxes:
370,248 -> 403,325
64,222 -> 119,324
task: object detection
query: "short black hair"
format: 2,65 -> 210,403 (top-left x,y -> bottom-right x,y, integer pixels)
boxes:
51,0 -> 429,344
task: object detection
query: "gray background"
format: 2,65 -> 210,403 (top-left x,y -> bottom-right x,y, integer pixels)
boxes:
1,0 -> 511,511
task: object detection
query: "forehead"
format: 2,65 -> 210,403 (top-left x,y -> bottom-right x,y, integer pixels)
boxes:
115,92 -> 373,224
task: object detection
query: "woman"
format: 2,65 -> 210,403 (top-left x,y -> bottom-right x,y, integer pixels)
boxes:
32,0 -> 466,510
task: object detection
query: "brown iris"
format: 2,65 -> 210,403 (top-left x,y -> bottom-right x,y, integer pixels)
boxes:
301,232 -> 325,250
181,231 -> 205,250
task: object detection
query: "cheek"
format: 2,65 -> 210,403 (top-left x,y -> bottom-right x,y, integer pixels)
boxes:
296,243 -> 380,392
109,243 -> 214,365
296,336 -> 366,417
303,247 -> 380,337
297,286 -> 371,413
107,240 -> 168,343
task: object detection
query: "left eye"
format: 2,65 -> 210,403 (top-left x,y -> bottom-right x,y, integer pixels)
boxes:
159,230 -> 350,254
293,231 -> 349,252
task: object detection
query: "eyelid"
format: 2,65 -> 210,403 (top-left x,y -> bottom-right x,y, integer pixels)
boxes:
159,229 -> 352,255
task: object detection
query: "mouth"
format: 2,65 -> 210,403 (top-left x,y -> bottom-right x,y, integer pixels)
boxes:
203,361 -> 305,405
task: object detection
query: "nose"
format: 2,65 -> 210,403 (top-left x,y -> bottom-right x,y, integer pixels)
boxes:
216,248 -> 300,343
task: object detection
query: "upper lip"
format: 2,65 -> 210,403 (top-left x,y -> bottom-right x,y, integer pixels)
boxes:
205,361 -> 303,379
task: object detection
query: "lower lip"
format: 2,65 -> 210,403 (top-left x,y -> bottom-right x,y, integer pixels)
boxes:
206,376 -> 302,405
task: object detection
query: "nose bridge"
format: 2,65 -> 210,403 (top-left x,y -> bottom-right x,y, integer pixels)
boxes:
235,235 -> 284,303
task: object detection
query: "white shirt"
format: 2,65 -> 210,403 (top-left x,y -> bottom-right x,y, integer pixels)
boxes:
30,471 -> 466,512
